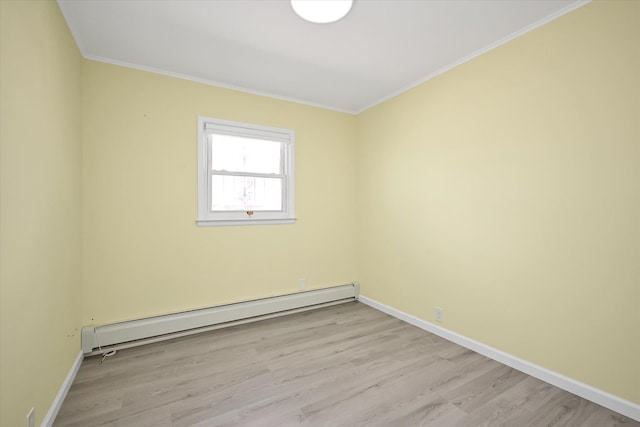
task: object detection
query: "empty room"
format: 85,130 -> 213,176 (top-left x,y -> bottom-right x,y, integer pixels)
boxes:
1,0 -> 638,425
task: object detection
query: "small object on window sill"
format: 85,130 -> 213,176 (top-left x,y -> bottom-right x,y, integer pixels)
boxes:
246,211 -> 254,217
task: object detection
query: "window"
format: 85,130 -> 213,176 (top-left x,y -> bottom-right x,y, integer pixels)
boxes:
197,116 -> 295,226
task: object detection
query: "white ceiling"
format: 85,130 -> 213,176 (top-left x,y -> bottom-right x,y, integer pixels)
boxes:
57,0 -> 588,114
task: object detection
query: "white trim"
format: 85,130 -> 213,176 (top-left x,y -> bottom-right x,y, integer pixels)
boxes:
83,55 -> 357,115
196,218 -> 296,227
358,295 -> 640,422
42,350 -> 83,427
355,0 -> 592,113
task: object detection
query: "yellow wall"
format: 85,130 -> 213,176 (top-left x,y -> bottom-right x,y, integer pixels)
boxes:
356,0 -> 639,403
0,1 -> 83,426
81,60 -> 358,325
2,0 -> 638,422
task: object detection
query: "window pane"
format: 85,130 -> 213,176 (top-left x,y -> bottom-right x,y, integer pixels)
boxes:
211,175 -> 282,211
210,133 -> 281,174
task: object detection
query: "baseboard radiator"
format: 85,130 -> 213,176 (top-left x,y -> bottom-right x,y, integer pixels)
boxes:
81,283 -> 359,354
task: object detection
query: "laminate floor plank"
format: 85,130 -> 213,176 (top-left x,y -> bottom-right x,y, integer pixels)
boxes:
457,376 -> 550,426
54,302 -> 639,426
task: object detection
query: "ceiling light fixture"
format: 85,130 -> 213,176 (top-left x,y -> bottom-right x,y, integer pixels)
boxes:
291,0 -> 353,24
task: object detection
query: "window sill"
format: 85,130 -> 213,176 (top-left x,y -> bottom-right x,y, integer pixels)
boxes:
196,218 -> 297,227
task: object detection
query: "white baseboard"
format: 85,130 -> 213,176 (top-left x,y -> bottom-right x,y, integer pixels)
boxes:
358,295 -> 640,422
42,350 -> 83,427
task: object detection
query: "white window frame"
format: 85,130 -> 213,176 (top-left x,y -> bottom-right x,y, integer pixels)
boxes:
197,116 -> 296,227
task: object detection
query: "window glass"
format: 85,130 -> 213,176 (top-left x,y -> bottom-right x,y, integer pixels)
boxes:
211,175 -> 283,211
210,134 -> 281,175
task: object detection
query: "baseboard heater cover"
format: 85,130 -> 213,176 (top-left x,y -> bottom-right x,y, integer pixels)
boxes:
81,283 -> 359,354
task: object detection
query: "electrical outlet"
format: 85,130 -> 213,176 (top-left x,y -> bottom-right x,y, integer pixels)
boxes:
299,278 -> 306,290
435,307 -> 443,323
26,408 -> 35,427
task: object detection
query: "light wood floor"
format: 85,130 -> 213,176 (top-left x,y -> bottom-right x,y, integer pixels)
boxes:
54,302 -> 638,426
